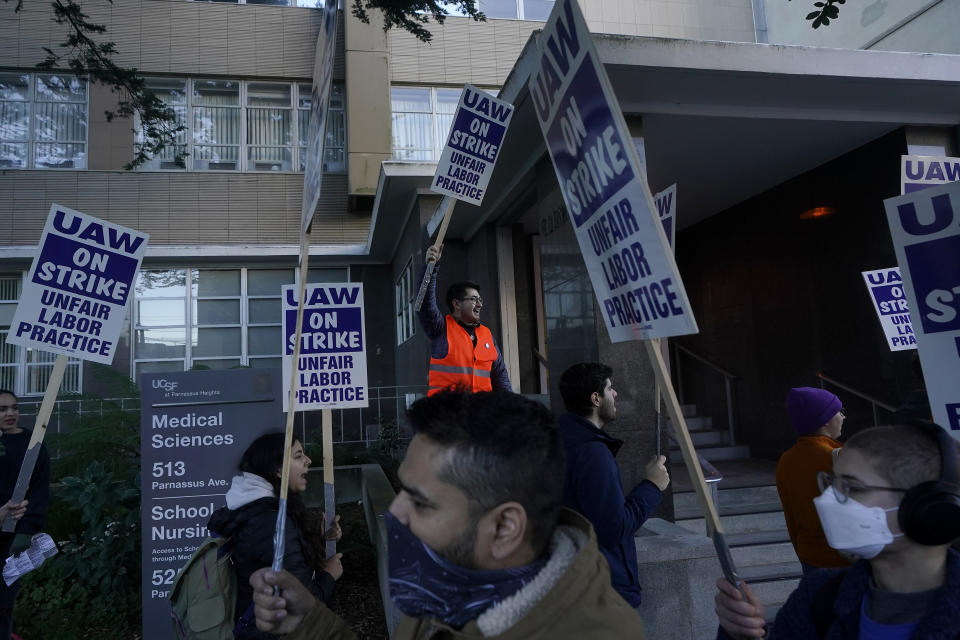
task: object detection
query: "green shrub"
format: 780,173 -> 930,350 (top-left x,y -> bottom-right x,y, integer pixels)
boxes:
15,461 -> 141,639
14,367 -> 142,638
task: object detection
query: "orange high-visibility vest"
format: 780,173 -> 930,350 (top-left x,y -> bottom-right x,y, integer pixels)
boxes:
428,315 -> 498,395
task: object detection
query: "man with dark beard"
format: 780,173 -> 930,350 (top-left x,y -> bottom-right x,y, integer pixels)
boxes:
249,390 -> 645,639
557,363 -> 669,612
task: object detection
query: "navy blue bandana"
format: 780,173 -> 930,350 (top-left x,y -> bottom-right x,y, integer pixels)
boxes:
385,511 -> 547,628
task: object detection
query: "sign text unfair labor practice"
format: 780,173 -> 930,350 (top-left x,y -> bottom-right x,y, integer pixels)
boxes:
528,0 -> 697,341
884,181 -> 960,434
282,283 -> 368,411
7,204 -> 148,364
431,84 -> 514,206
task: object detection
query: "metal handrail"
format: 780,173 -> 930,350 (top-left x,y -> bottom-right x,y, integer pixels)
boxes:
670,343 -> 738,446
672,344 -> 738,380
816,373 -> 897,427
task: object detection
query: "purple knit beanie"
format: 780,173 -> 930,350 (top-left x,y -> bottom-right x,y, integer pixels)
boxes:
786,387 -> 841,436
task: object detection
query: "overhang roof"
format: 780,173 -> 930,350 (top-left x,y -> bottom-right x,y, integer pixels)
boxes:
368,34 -> 960,260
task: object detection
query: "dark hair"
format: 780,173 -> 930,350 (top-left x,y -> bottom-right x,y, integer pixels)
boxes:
239,431 -> 299,495
406,390 -> 564,555
558,363 -> 612,416
445,281 -> 481,313
238,432 -> 312,547
846,423 -> 955,489
0,389 -> 17,401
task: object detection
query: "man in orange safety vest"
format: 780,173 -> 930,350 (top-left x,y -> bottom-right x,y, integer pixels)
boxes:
418,246 -> 512,396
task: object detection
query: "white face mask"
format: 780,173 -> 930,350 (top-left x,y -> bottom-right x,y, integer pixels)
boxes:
813,487 -> 903,559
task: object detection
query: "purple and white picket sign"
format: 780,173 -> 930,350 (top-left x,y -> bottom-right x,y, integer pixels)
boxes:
528,0 -> 697,342
7,204 -> 148,364
654,184 -> 677,251
901,155 -> 960,195
883,181 -> 960,435
861,267 -> 916,352
431,84 -> 515,206
281,283 -> 368,412
301,0 -> 339,234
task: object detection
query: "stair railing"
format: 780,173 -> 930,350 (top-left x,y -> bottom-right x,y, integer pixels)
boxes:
816,373 -> 897,427
671,343 -> 738,448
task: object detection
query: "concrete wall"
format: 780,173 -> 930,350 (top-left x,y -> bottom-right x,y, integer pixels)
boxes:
345,8 -> 391,196
0,0 -> 328,77
0,172 -> 361,247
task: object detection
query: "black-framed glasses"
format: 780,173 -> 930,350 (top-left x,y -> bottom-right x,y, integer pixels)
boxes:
839,408 -> 846,418
816,471 -> 907,504
460,296 -> 482,305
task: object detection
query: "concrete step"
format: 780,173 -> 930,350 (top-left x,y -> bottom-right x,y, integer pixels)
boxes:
673,494 -> 783,520
676,509 -> 787,535
726,529 -> 792,548
750,577 -> 801,609
684,416 -> 714,431
738,561 -> 802,583
670,444 -> 750,464
689,429 -> 730,447
730,541 -> 799,567
681,404 -> 697,418
673,485 -> 781,513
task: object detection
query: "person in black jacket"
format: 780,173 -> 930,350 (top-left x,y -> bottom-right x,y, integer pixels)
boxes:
207,432 -> 342,640
556,363 -> 669,612
0,389 -> 50,640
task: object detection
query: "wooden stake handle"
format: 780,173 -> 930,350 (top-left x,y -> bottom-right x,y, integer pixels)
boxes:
322,408 -> 336,558
414,198 -> 456,312
274,234 -> 311,573
642,339 -> 740,586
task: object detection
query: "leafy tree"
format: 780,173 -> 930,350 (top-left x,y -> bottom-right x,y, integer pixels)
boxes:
4,0 -> 186,169
790,0 -> 847,29
351,0 -> 485,43
6,0 -> 484,172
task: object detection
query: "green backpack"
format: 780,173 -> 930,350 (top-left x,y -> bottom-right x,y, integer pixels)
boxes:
169,536 -> 254,639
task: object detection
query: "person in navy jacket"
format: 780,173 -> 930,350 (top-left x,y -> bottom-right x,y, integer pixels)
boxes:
556,362 -> 669,611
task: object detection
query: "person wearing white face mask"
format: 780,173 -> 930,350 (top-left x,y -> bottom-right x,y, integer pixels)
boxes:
715,422 -> 960,639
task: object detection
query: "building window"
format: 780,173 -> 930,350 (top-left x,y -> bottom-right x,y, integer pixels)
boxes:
133,267 -> 348,378
0,274 -> 82,395
136,78 -> 345,173
0,73 -> 88,170
391,87 -> 460,162
190,0 -> 322,5
299,81 -> 345,173
395,257 -> 416,345
439,0 -> 553,20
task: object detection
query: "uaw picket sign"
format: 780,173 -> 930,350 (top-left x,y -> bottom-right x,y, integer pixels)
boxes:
654,184 -> 677,250
528,0 -> 697,342
901,155 -> 960,194
301,0 -> 338,234
862,268 -> 916,351
431,84 -> 515,206
7,204 -> 148,364
140,368 -> 282,640
884,181 -> 960,435
282,283 -> 368,412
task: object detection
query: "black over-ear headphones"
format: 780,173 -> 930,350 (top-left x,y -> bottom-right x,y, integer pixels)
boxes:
897,422 -> 960,546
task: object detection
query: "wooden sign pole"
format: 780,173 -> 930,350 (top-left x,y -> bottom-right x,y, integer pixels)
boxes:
274,233 -> 314,572
2,354 -> 68,532
414,197 -> 456,312
322,408 -> 335,558
643,339 -> 741,586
